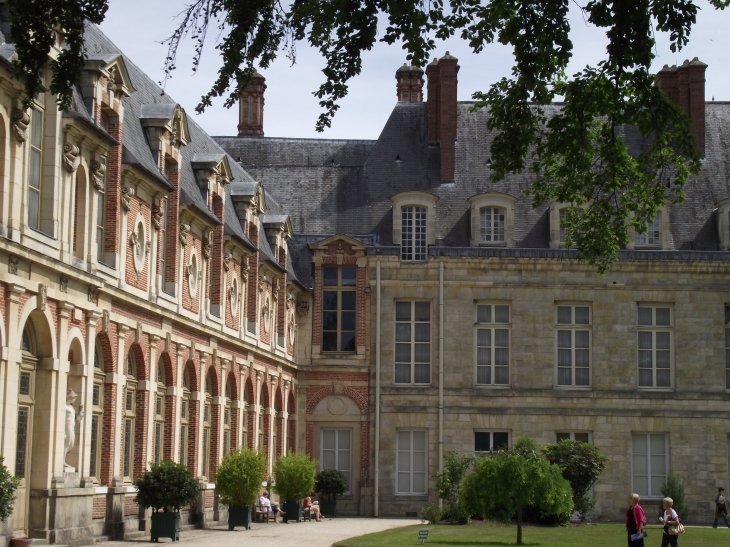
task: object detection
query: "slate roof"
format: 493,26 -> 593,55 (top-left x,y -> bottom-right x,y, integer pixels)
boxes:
79,24 -> 304,286
214,98 -> 730,285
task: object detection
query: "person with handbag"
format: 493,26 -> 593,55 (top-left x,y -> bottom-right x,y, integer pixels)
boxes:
713,487 -> 730,528
660,497 -> 681,547
626,493 -> 647,547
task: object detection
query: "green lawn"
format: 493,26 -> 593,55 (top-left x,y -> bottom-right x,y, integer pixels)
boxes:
333,523 -> 723,547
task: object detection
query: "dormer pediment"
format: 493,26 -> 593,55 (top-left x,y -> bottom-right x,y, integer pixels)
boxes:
83,54 -> 135,98
309,234 -> 367,257
262,214 -> 293,243
140,103 -> 190,148
231,182 -> 266,217
191,154 -> 232,188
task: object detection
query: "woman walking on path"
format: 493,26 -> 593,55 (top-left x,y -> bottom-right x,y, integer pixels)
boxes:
660,497 -> 680,547
626,493 -> 647,547
713,487 -> 730,528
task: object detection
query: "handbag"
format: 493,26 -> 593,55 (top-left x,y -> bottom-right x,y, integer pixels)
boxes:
668,521 -> 685,535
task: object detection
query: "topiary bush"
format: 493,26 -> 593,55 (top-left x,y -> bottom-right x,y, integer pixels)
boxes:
0,457 -> 19,522
660,471 -> 688,521
315,469 -> 349,500
273,451 -> 316,503
420,503 -> 442,524
216,448 -> 268,507
135,460 -> 199,512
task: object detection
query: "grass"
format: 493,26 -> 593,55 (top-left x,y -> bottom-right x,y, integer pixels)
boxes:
333,522 -> 723,547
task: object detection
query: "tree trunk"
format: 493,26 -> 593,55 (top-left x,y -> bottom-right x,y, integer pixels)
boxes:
516,505 -> 523,545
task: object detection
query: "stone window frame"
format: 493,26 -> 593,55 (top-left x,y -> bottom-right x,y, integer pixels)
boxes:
180,368 -> 190,466
395,429 -> 428,496
630,432 -> 668,499
549,202 -> 572,248
626,206 -> 671,250
555,303 -> 592,389
556,431 -> 592,443
389,191 -> 439,261
122,351 -> 137,481
636,303 -> 674,390
187,248 -> 200,299
394,300 -> 432,386
153,357 -> 166,465
473,302 -> 511,388
132,212 -> 146,273
321,265 -> 357,353
473,430 -> 510,455
467,192 -> 518,247
717,198 -> 730,251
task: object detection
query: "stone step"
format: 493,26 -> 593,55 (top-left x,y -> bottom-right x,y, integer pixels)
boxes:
92,537 -> 110,544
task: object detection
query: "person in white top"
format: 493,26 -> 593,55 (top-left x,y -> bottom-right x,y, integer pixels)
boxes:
660,497 -> 680,547
259,491 -> 286,523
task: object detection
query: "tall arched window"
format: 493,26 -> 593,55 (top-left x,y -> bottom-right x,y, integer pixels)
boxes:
179,367 -> 190,466
90,338 -> 105,480
153,358 -> 166,464
203,371 -> 213,478
16,325 -> 36,479
27,103 -> 44,232
242,380 -> 250,450
122,351 -> 137,480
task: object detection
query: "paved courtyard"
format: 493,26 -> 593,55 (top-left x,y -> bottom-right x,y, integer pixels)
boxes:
95,518 -> 419,547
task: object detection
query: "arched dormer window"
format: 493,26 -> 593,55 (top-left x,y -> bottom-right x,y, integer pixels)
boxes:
467,192 -> 518,247
549,203 -> 572,248
389,191 -> 439,261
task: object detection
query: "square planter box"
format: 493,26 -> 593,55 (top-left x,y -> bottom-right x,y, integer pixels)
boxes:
319,499 -> 337,518
228,505 -> 253,530
151,512 -> 180,542
282,501 -> 303,523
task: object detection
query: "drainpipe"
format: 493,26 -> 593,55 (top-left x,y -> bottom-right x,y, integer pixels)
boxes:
439,261 -> 444,479
374,260 -> 381,517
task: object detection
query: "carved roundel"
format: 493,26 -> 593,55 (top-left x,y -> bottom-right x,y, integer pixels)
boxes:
288,312 -> 296,345
326,396 -> 347,415
188,249 -> 199,298
131,214 -> 146,273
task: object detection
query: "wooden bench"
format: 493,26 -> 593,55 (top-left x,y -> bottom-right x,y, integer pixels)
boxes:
254,505 -> 275,523
302,506 -> 312,522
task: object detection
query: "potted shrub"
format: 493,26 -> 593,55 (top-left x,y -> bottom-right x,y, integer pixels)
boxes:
273,452 -> 316,523
135,460 -> 199,542
315,469 -> 348,518
0,457 -> 21,545
216,448 -> 267,530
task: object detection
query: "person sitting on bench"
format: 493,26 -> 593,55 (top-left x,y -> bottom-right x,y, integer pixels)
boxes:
259,491 -> 286,523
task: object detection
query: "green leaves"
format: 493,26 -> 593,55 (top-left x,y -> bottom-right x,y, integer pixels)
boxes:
216,448 -> 268,507
314,468 -> 349,500
273,451 -> 317,503
0,456 -> 20,523
134,459 -> 199,512
434,450 -> 473,521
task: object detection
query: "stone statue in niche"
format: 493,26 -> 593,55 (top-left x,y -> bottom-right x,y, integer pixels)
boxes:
64,389 -> 85,471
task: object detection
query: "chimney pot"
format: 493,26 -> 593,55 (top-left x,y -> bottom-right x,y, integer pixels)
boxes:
238,71 -> 266,137
395,63 -> 424,103
656,57 -> 706,154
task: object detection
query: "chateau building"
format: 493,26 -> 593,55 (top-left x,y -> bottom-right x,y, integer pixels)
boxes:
0,13 -> 729,546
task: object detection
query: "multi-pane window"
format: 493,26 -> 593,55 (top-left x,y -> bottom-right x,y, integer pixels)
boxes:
203,373 -> 212,477
556,432 -> 591,443
637,306 -> 672,388
396,430 -> 427,495
28,108 -> 43,231
159,199 -> 167,282
322,266 -> 356,352
95,157 -> 106,262
636,216 -> 661,246
15,408 -> 29,478
123,352 -> 137,480
475,304 -> 510,385
180,370 -> 189,466
401,206 -> 427,261
479,207 -> 506,243
321,429 -> 352,492
91,339 -> 104,480
556,305 -> 591,387
154,360 -> 165,464
631,433 -> 667,498
725,306 -> 730,390
17,327 -> 36,479
474,431 -> 509,454
395,301 -> 431,384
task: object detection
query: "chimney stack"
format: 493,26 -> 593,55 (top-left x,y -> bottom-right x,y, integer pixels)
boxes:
238,71 -> 266,137
656,57 -> 707,154
396,64 -> 424,102
426,52 -> 459,181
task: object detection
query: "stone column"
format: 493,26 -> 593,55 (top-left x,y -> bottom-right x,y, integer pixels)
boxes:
81,310 -> 102,478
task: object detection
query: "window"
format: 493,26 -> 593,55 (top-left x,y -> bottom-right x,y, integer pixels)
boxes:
28,107 -> 43,231
95,157 -> 106,262
636,216 -> 661,246
91,339 -> 104,480
556,432 -> 591,443
16,325 -> 36,480
203,371 -> 212,477
321,429 -> 352,492
153,359 -> 165,464
556,305 -> 591,387
396,430 -> 427,495
480,207 -> 505,243
123,351 -> 137,480
395,301 -> 431,384
159,199 -> 167,281
725,306 -> 730,390
475,304 -> 510,385
180,369 -> 190,466
631,433 -> 667,498
322,266 -> 356,352
474,431 -> 509,454
401,206 -> 427,261
637,305 -> 672,388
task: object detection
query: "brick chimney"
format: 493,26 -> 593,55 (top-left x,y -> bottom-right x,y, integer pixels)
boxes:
656,57 -> 707,154
426,52 -> 460,181
396,64 -> 424,102
238,71 -> 266,137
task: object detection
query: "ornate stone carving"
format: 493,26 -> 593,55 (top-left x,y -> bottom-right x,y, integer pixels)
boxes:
88,286 -> 97,303
258,273 -> 266,293
241,260 -> 250,281
136,321 -> 143,343
145,240 -> 152,255
102,309 -> 110,333
223,250 -> 233,271
165,332 -> 172,353
64,389 -> 84,471
8,255 -> 18,275
128,230 -> 139,254
37,284 -> 47,311
152,203 -> 163,229
62,143 -> 80,173
106,66 -> 118,92
91,160 -> 106,191
179,223 -> 190,245
120,185 -> 132,211
12,109 -> 30,142
272,277 -> 280,300
190,340 -> 196,356
297,301 -> 309,317
60,276 -> 69,293
202,230 -> 213,259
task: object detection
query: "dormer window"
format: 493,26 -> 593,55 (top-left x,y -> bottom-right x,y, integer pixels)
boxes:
718,199 -> 730,250
627,207 -> 670,250
549,203 -> 572,249
468,192 -> 517,247
635,216 -> 660,246
390,191 -> 439,261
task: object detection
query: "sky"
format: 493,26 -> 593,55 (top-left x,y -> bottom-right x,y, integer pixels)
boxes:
99,1 -> 730,140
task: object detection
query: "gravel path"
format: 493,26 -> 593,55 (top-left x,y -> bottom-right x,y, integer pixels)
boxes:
95,517 -> 419,547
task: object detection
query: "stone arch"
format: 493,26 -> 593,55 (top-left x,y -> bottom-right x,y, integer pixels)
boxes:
158,351 -> 174,386
127,341 -> 147,380
287,388 -> 296,413
305,385 -> 334,414
16,295 -> 57,358
66,328 -> 86,365
243,376 -> 254,404
259,379 -> 270,408
274,385 -> 283,412
95,333 -> 115,485
225,371 -> 238,401
312,393 -> 362,417
95,332 -> 114,372
183,359 -> 199,392
205,365 -> 219,397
